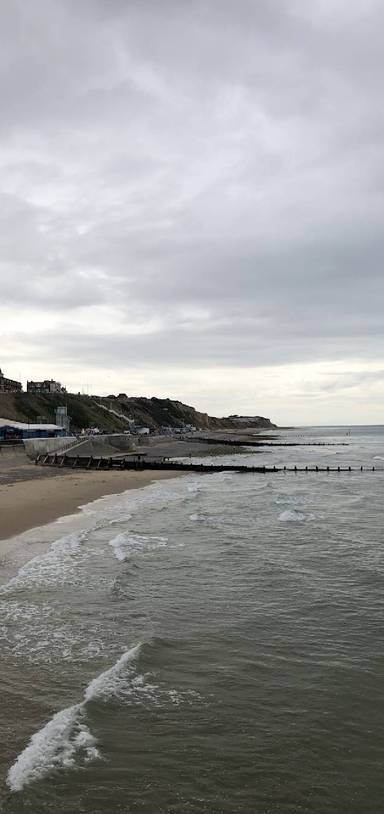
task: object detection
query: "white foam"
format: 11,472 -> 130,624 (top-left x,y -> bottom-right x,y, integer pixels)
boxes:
8,639 -> 201,792
109,534 -> 128,562
7,704 -> 99,792
109,533 -> 168,562
108,514 -> 132,526
84,643 -> 142,701
7,645 -> 142,792
279,509 -> 307,522
72,722 -> 99,763
0,598 -> 115,665
187,482 -> 203,494
0,531 -> 89,594
83,643 -> 198,707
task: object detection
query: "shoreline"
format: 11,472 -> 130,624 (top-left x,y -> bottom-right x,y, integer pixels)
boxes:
0,468 -> 183,543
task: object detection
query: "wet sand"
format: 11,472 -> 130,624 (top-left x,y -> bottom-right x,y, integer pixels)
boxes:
0,468 -> 182,542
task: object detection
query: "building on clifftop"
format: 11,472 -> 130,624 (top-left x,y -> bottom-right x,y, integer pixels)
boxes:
0,369 -> 22,393
27,379 -> 67,394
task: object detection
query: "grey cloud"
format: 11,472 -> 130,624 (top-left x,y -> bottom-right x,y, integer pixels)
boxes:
320,370 -> 384,393
0,0 -> 384,390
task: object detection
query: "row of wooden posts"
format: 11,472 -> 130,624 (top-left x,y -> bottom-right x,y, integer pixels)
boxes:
36,453 -> 381,474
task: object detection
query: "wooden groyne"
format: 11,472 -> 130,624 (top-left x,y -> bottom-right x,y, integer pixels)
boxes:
192,437 -> 348,448
36,453 -> 381,474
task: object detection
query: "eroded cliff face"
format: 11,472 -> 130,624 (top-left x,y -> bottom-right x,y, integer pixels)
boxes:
106,396 -> 276,431
0,391 -> 276,432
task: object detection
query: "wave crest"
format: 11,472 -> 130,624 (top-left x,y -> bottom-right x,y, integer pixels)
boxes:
109,533 -> 168,562
7,704 -> 99,793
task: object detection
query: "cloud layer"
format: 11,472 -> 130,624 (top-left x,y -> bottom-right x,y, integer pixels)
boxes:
1,0 -> 383,421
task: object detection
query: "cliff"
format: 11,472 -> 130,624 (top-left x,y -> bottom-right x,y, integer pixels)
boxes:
0,391 -> 276,433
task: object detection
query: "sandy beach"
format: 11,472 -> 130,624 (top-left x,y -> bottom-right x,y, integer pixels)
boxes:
0,429 -> 264,545
0,432 -> 256,544
0,467 -> 182,542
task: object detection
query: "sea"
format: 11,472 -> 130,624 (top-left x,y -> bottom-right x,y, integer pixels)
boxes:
1,425 -> 384,814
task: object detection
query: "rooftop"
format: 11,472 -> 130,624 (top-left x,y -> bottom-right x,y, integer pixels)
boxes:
0,418 -> 62,431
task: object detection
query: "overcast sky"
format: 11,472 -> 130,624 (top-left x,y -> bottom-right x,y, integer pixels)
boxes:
1,0 -> 383,424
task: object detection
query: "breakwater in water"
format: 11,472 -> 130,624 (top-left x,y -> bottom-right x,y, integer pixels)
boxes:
36,453 -> 381,474
192,436 -> 348,447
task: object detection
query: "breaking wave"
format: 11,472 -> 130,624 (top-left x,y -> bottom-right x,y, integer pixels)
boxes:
7,641 -> 196,792
0,531 -> 90,594
84,643 -> 142,701
186,482 -> 204,495
279,509 -> 308,522
109,533 -> 168,562
7,704 -> 98,793
189,513 -> 207,522
7,644 -> 141,792
108,514 -> 133,526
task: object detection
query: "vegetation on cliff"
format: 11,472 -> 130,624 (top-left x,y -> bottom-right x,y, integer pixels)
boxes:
0,391 -> 276,433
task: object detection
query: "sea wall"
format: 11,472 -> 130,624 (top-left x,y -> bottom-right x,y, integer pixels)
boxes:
0,443 -> 28,460
62,434 -> 134,457
23,436 -> 78,459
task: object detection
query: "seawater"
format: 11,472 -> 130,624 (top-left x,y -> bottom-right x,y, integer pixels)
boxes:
1,426 -> 384,813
